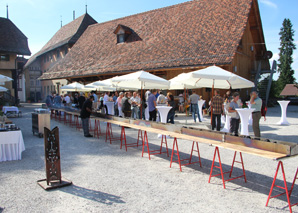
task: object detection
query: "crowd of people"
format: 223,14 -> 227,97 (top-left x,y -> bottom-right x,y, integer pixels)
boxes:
46,89 -> 264,138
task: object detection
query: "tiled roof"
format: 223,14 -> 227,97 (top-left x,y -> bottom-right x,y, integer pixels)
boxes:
280,84 -> 298,96
40,0 -> 253,80
25,13 -> 97,68
0,17 -> 31,55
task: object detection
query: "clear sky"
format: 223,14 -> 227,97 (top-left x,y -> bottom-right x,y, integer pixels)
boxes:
1,0 -> 297,80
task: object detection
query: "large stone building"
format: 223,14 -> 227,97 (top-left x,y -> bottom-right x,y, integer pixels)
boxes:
0,17 -> 31,103
24,13 -> 97,101
40,0 -> 271,101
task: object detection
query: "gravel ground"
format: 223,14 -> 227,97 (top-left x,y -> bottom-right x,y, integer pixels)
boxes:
0,103 -> 298,213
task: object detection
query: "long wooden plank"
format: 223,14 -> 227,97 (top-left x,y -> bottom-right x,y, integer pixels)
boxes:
55,109 -> 288,160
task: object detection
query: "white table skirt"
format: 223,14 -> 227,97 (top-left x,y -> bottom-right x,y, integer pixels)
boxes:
2,106 -> 19,114
0,130 -> 25,162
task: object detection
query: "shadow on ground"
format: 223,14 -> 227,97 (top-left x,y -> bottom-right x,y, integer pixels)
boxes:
59,185 -> 125,205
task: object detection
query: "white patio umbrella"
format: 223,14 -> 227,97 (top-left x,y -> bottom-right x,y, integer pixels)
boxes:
110,70 -> 170,118
0,75 -> 13,85
190,65 -> 254,125
191,65 -> 255,89
0,86 -> 8,92
60,82 -> 90,92
85,82 -> 116,91
111,71 -> 170,90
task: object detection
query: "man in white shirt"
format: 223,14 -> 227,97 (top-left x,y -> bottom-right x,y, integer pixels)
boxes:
103,92 -> 110,114
64,94 -> 71,106
157,91 -> 166,104
130,92 -> 140,119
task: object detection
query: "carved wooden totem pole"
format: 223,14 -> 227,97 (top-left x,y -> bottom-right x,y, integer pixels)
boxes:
37,127 -> 72,190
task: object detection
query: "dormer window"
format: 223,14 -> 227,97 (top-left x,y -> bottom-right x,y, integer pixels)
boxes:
117,34 -> 126,43
114,24 -> 132,44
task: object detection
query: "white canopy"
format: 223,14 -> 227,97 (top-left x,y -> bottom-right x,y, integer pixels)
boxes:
60,82 -> 89,92
169,73 -> 199,90
110,70 -> 170,89
0,75 -> 13,85
191,65 -> 255,89
85,82 -> 116,91
0,86 -> 8,92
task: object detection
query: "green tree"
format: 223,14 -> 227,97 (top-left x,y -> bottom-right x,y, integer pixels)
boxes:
277,18 -> 296,92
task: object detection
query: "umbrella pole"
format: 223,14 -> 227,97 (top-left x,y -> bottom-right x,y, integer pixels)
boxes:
184,87 -> 187,124
140,84 -> 143,120
211,80 -> 214,127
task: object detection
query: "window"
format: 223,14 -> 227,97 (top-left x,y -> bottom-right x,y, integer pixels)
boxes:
30,80 -> 35,86
114,24 -> 132,44
117,34 -> 126,43
65,48 -> 68,55
0,54 -> 10,61
57,50 -> 60,59
36,80 -> 40,86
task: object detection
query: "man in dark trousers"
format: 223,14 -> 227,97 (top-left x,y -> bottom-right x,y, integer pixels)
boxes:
80,95 -> 94,137
211,90 -> 224,131
78,92 -> 86,109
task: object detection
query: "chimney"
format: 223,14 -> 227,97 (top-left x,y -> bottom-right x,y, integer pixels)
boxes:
73,10 -> 75,20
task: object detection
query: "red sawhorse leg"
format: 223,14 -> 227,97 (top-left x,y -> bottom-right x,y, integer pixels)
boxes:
170,140 -> 202,172
50,109 -> 55,119
70,114 -> 77,127
266,161 -> 294,213
66,113 -> 74,126
94,120 -> 105,138
64,112 -> 68,124
121,129 -> 142,151
208,146 -> 246,189
75,115 -> 82,131
142,131 -> 169,160
59,111 -> 65,122
105,122 -> 121,144
89,119 -> 95,133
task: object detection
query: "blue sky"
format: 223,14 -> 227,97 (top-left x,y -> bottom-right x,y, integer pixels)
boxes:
1,0 -> 297,80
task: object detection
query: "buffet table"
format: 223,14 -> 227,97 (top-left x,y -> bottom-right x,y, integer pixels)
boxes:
2,106 -> 19,114
0,130 -> 25,162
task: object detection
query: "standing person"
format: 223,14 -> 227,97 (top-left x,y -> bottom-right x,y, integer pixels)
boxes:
228,92 -> 240,135
139,92 -> 146,120
157,91 -> 166,104
188,90 -> 202,123
45,95 -> 53,108
103,92 -> 110,114
250,91 -> 262,137
211,90 -> 224,131
178,94 -> 184,113
113,92 -> 119,116
130,91 -> 140,119
155,89 -> 160,99
64,93 -> 71,106
145,90 -> 151,101
167,93 -> 176,124
148,89 -> 158,121
117,92 -> 124,117
80,96 -> 94,137
121,92 -> 131,117
74,93 -> 79,107
54,93 -> 62,107
91,91 -> 98,103
78,92 -> 86,109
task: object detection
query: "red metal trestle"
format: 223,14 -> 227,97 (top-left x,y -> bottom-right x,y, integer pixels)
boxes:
208,146 -> 246,189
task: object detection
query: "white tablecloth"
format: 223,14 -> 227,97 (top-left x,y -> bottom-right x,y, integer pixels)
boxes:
0,130 -> 25,162
2,106 -> 19,114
